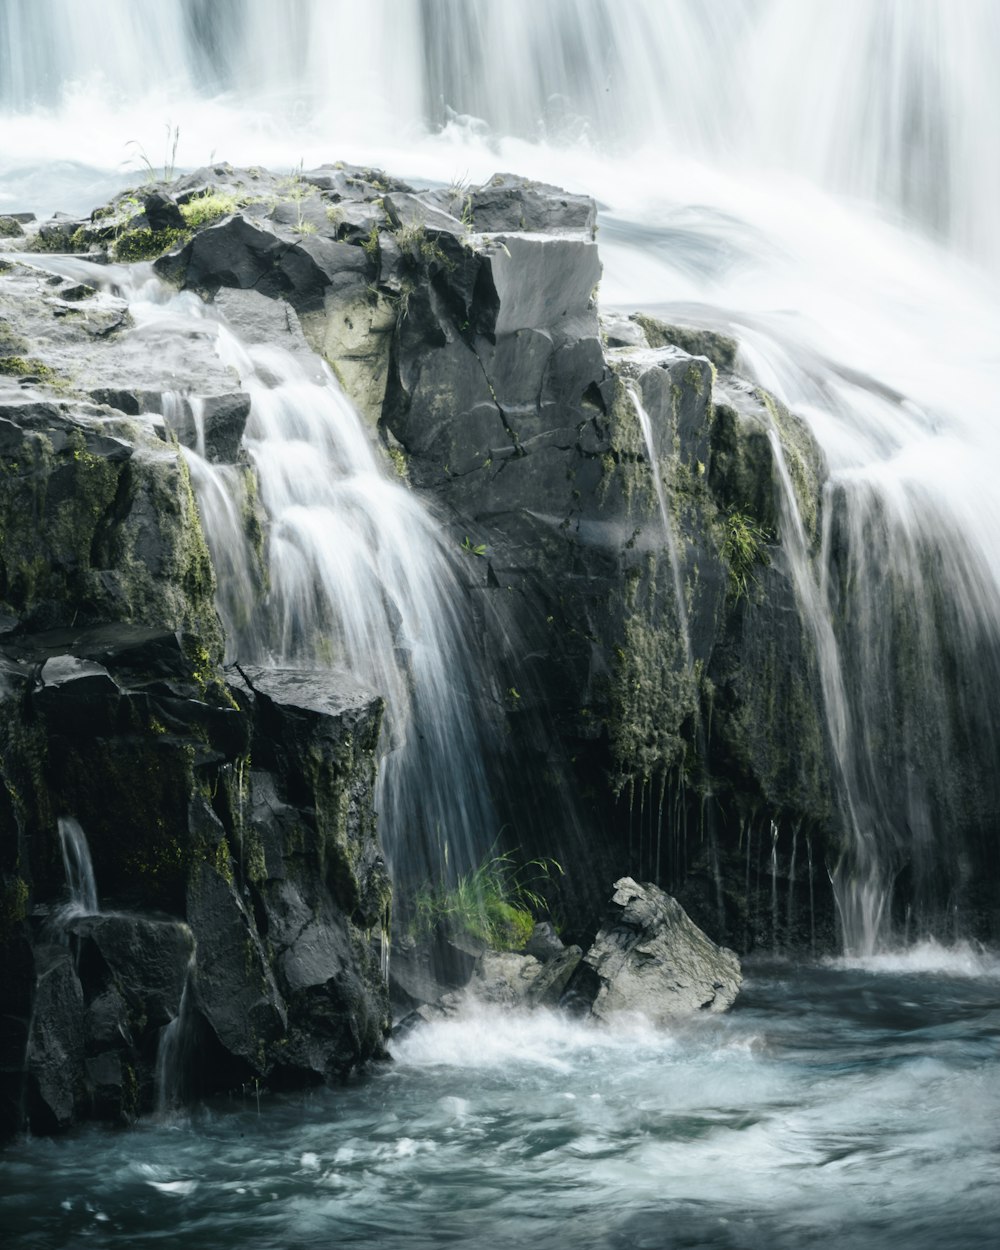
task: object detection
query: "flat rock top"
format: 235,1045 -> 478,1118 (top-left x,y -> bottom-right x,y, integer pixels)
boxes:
234,664 -> 380,720
0,257 -> 240,418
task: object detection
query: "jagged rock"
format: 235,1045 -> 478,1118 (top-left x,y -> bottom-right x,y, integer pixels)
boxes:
25,946 -> 86,1131
565,878 -> 742,1024
473,950 -> 543,1004
524,945 -> 583,1008
143,192 -> 185,233
67,913 -> 195,1030
389,932 -> 482,1012
523,920 -> 566,962
160,391 -> 251,463
186,856 -> 287,1071
467,173 -> 597,236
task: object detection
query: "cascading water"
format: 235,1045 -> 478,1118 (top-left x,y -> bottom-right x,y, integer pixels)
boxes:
55,816 -> 99,920
206,327 -> 500,886
77,267 -> 502,891
3,2 -> 998,952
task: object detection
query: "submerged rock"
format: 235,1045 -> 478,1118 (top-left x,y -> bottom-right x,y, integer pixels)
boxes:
566,878 -> 742,1024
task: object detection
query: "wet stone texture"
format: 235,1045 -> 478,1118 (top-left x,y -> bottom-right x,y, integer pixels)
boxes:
0,162 -> 848,1135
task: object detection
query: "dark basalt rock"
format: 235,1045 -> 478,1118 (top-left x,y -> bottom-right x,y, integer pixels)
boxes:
67,913 -> 194,1030
161,391 -> 252,463
143,192 -> 185,233
467,172 -> 598,236
24,946 -> 86,1131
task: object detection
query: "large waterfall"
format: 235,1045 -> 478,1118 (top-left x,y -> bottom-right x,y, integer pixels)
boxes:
3,0 -> 999,953
6,6 -> 1000,1246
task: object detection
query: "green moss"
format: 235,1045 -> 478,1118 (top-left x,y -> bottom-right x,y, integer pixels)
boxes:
120,1061 -> 139,1122
0,356 -> 56,380
610,612 -> 696,788
385,444 -> 409,480
210,835 -> 234,885
632,313 -> 738,372
0,875 -> 28,941
113,226 -> 191,263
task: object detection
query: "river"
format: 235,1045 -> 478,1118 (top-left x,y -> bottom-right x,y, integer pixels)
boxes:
4,950 -> 999,1248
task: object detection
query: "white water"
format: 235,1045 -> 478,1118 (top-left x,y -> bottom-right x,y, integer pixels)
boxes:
55,816 -> 99,919
3,2 -> 999,951
27,256 -> 499,888
207,326 -> 499,884
6,961 -> 1000,1248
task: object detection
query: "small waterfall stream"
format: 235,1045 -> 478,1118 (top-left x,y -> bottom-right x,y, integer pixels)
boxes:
76,270 -> 504,892
154,956 -> 197,1117
55,816 -> 99,920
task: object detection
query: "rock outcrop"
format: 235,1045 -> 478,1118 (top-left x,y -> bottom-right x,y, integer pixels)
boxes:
0,248 -> 391,1137
0,159 -> 872,1133
565,878 -> 742,1024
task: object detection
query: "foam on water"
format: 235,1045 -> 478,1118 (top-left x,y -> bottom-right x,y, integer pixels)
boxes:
831,939 -> 1000,979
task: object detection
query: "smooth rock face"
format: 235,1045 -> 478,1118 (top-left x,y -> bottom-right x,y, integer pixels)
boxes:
568,878 -> 742,1025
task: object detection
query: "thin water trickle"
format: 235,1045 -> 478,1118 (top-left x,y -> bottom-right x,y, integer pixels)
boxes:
56,817 -> 98,920
155,955 -> 196,1118
627,383 -> 694,669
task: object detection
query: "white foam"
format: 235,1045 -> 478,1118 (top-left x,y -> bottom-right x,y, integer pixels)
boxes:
829,939 -> 1000,978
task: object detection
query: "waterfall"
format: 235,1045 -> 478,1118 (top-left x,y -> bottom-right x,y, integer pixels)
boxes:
13,248 -> 502,894
3,3 -> 998,272
199,327 -> 499,888
56,817 -> 99,919
4,3 -> 998,954
155,955 -> 196,1116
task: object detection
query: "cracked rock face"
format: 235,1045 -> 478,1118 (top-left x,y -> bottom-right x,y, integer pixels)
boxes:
565,877 -> 742,1025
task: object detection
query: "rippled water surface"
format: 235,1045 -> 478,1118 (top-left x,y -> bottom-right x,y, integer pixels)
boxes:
4,952 -> 999,1249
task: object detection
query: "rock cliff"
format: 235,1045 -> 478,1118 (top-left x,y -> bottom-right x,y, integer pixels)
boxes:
1,160 -> 849,1133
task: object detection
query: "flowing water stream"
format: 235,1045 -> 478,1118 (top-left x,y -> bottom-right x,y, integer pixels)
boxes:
2,3 -> 999,1236
4,955 -> 999,1248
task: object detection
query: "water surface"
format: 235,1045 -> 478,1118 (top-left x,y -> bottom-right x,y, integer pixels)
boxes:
4,950 -> 999,1248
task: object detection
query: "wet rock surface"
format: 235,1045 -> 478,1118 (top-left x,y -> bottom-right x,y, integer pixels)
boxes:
565,878 -> 742,1024
0,161 -> 849,1135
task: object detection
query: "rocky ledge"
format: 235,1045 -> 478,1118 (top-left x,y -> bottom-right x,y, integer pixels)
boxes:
0,159 -> 849,1135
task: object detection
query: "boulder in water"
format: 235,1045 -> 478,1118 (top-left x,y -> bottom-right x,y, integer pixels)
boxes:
566,878 -> 741,1024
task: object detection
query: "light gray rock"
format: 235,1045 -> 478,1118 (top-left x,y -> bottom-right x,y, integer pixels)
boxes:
569,878 -> 741,1025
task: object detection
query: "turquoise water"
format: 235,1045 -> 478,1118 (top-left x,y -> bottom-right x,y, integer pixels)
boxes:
4,951 -> 999,1249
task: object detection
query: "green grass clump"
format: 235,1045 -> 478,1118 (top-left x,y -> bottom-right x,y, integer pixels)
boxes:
720,509 -> 771,600
407,850 -> 562,951
394,222 -> 452,269
179,191 -> 240,228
